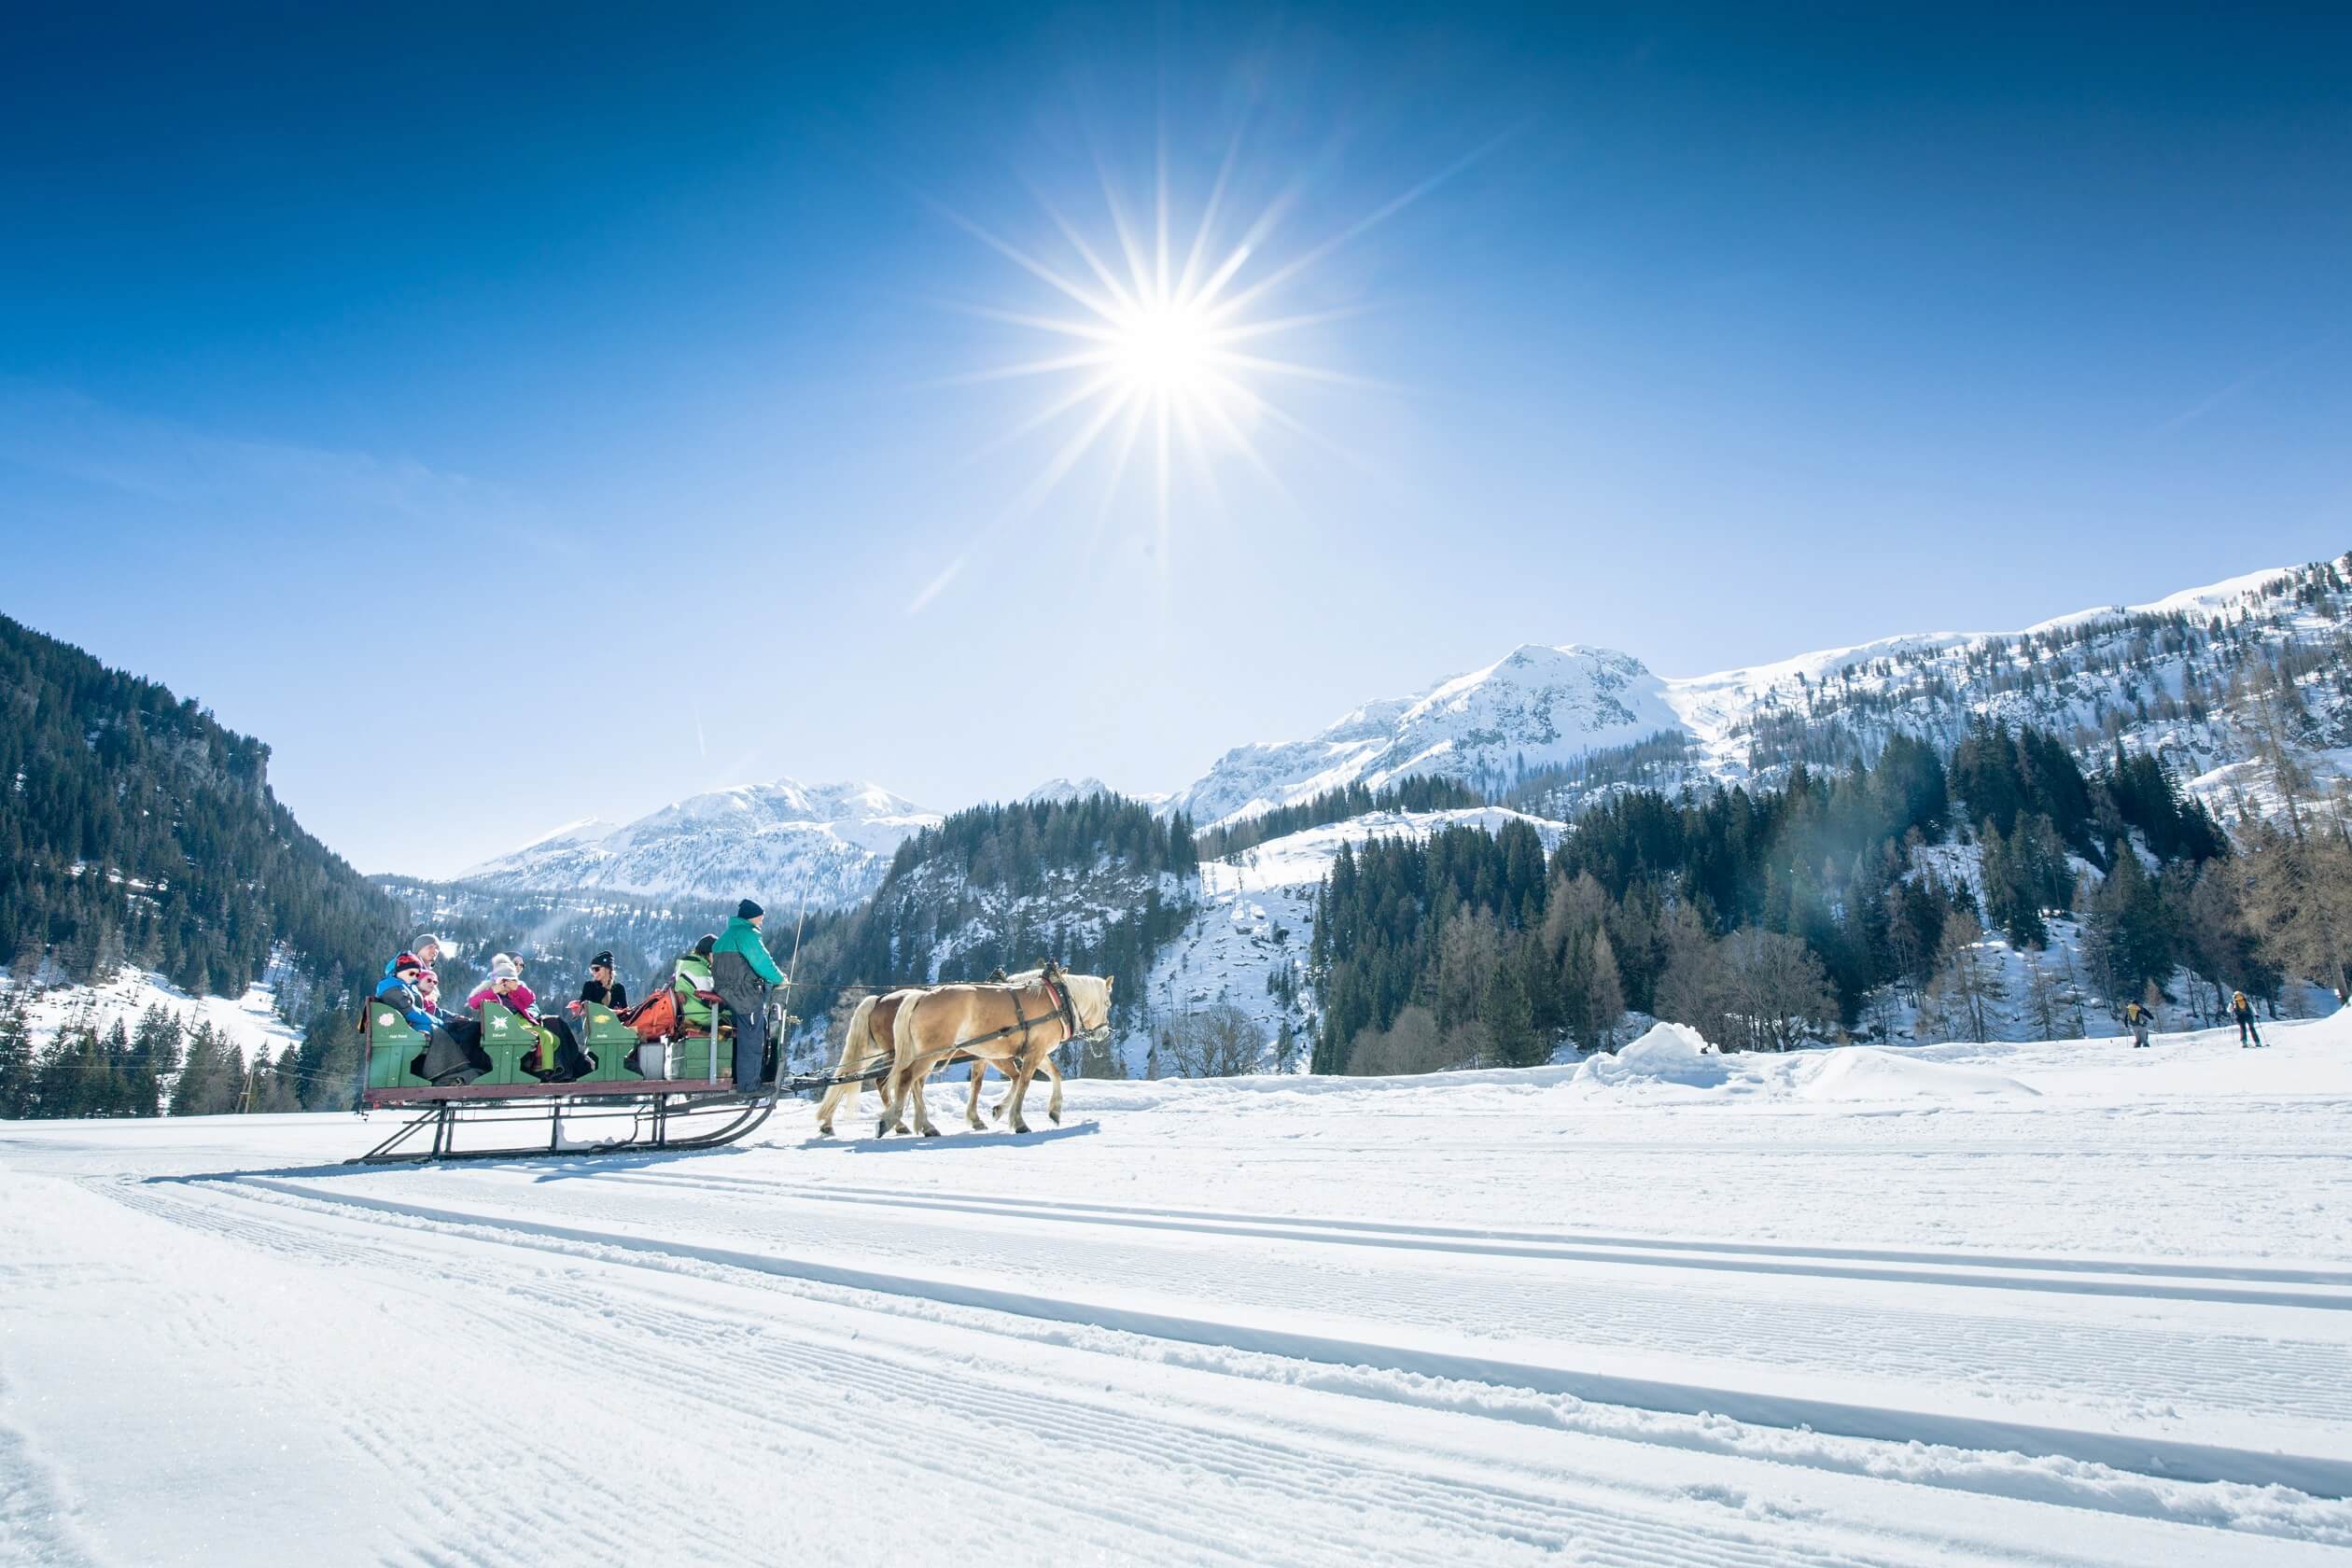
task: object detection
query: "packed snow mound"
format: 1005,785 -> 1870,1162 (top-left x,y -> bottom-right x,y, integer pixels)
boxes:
1797,1048 -> 2039,1101
1574,1023 -> 1728,1088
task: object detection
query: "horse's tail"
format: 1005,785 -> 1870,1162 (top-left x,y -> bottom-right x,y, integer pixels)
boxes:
815,993 -> 877,1132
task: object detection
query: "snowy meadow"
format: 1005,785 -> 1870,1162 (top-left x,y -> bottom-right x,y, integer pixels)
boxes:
6,1014 -> 2351,1565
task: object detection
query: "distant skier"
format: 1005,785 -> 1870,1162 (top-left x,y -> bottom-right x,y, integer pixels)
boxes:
2124,999 -> 2154,1048
2232,990 -> 2264,1048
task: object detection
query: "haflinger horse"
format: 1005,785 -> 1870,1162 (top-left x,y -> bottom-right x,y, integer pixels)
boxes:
877,963 -> 1113,1137
815,976 -> 1073,1136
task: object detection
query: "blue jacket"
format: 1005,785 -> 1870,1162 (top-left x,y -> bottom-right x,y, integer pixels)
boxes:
373,973 -> 435,1034
711,917 -> 785,986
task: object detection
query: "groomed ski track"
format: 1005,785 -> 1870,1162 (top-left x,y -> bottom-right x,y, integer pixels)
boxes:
6,1016 -> 2352,1565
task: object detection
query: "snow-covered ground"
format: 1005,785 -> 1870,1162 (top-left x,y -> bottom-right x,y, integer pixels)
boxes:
6,1015 -> 2352,1565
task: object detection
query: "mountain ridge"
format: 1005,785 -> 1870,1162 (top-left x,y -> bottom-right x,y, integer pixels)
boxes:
1169,559 -> 2336,830
455,777 -> 941,909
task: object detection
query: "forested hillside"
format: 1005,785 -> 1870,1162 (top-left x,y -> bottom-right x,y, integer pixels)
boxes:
1311,721 -> 2331,1073
777,792 -> 1198,1065
0,613 -> 402,1002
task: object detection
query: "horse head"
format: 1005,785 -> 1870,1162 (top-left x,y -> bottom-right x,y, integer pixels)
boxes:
1065,972 -> 1114,1033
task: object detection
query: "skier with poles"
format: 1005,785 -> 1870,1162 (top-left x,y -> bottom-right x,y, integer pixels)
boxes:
2232,990 -> 2265,1048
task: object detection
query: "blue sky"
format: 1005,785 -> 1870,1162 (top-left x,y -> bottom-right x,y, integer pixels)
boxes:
4,2 -> 2347,876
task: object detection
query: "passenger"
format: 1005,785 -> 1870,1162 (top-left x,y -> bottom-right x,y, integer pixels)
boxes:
376,952 -> 483,1085
711,900 -> 786,1093
672,934 -> 719,1033
411,934 -> 450,1016
384,935 -> 456,1026
469,955 -> 589,1081
571,950 -> 629,1014
2124,998 -> 2155,1048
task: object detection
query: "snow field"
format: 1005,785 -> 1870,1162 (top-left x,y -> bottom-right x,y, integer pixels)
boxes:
4,1012 -> 2352,1564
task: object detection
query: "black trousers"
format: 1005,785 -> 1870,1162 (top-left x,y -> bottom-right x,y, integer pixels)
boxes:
716,983 -> 768,1090
418,1020 -> 490,1085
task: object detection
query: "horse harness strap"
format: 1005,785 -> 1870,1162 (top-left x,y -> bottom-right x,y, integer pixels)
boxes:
1004,977 -> 1075,1073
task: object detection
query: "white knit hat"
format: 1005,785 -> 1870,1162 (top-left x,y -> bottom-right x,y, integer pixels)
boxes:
490,954 -> 521,981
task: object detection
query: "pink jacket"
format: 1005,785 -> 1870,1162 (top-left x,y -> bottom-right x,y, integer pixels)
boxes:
469,979 -> 539,1023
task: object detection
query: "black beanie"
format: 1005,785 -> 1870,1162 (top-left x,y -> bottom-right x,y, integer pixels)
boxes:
736,899 -> 763,919
590,950 -> 614,969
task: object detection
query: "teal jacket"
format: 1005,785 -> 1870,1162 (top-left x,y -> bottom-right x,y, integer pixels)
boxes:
712,917 -> 784,986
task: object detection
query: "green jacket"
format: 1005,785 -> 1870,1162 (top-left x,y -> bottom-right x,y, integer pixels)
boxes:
712,917 -> 784,986
673,952 -> 715,1028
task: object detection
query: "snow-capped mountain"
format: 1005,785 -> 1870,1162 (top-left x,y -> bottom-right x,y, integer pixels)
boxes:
456,778 -> 939,908
1172,645 -> 1681,828
1173,559 -> 2352,830
1025,777 -> 1116,805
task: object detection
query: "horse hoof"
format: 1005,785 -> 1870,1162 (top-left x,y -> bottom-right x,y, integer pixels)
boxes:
1050,1113 -> 1061,1125
922,1127 -> 942,1139
875,1122 -> 890,1139
1011,1123 -> 1030,1136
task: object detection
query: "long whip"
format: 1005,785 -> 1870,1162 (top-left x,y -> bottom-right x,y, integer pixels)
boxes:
771,891 -> 809,1095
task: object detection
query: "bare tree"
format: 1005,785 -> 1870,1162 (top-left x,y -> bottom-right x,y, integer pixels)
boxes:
2241,823 -> 2352,1002
1926,913 -> 2006,1043
1715,929 -> 1838,1053
2022,958 -> 2066,1041
1165,1003 -> 1264,1078
1344,1006 -> 1456,1076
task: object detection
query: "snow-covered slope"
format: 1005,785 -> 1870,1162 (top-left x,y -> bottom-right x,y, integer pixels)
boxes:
0,963 -> 301,1071
1142,807 -> 1569,1072
1171,556 -> 2352,830
10,1011 -> 2352,1565
457,777 -> 938,908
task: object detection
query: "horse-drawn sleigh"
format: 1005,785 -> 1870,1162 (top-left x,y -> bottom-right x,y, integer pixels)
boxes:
348,960 -> 1113,1164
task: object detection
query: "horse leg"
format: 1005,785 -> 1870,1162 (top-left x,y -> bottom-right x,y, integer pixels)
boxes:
1003,1060 -> 1034,1135
1043,1057 -> 1064,1126
816,1067 -> 855,1137
966,1059 -> 987,1130
903,1052 -> 939,1137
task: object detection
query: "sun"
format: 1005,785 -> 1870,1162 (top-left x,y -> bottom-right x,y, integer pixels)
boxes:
931,152 -> 1379,538
1109,299 -> 1218,399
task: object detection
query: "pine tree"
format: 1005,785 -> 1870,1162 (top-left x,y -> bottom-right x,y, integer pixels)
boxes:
171,1022 -> 237,1116
0,993 -> 35,1118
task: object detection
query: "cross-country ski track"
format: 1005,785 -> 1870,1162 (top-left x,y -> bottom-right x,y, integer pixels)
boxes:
6,1015 -> 2352,1564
